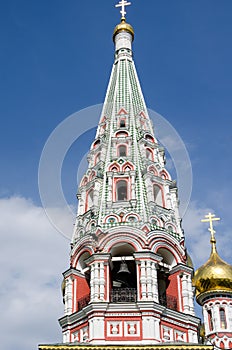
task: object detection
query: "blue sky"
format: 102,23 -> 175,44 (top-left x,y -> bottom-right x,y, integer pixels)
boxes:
1,1 -> 232,350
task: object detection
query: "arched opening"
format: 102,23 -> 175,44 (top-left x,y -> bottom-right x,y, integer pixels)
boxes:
118,145 -> 127,157
110,243 -> 137,303
93,139 -> 100,149
95,153 -> 100,165
145,134 -> 155,143
156,248 -> 177,311
86,189 -> 94,211
116,180 -> 128,201
146,148 -> 153,160
154,184 -> 164,206
75,251 -> 91,311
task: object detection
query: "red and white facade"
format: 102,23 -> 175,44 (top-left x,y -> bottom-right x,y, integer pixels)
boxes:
59,14 -> 200,346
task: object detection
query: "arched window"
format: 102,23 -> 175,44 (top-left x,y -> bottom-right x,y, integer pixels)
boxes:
145,134 -> 154,143
93,139 -> 100,149
116,180 -> 128,201
86,189 -> 94,211
220,308 -> 227,329
208,310 -> 213,331
118,145 -> 127,157
146,148 -> 153,160
95,153 -> 100,165
154,185 -> 163,206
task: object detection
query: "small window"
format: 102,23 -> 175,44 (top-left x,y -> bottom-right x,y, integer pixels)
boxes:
95,153 -> 100,165
120,119 -> 126,127
118,145 -> 127,157
93,139 -> 100,148
208,310 -> 213,331
127,215 -> 137,223
86,189 -> 94,211
146,148 -> 153,160
220,308 -> 227,329
116,180 -> 128,201
145,134 -> 154,143
154,185 -> 163,206
107,216 -> 117,224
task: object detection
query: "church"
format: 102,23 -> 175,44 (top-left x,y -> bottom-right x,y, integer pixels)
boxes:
39,1 -> 232,349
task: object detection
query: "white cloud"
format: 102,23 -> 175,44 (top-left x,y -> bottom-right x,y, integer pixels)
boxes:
0,196 -> 71,350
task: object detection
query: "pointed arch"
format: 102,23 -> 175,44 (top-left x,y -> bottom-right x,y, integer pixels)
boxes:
109,163 -> 120,172
117,108 -> 128,115
122,161 -> 134,172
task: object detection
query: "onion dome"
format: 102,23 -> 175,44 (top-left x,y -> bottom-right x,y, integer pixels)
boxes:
193,235 -> 232,304
113,18 -> 134,42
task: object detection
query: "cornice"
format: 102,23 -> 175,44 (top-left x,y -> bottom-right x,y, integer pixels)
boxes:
39,344 -> 213,350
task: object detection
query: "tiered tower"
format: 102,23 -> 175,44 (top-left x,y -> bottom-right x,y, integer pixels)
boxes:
193,213 -> 232,349
59,1 -> 200,345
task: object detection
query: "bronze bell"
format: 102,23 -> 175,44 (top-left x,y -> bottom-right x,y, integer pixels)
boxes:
117,261 -> 131,274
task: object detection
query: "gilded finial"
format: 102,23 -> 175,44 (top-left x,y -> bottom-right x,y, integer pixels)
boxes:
201,212 -> 220,252
115,0 -> 131,21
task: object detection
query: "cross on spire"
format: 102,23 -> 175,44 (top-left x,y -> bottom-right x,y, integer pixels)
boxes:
115,0 -> 131,20
201,212 -> 220,241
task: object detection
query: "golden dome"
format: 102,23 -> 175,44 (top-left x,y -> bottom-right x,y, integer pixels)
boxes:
193,237 -> 232,304
113,18 -> 134,42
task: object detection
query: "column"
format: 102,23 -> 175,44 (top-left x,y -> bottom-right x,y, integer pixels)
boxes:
140,260 -> 147,300
151,262 -> 159,302
65,276 -> 73,315
146,260 -> 152,300
99,262 -> 105,301
181,274 -> 190,313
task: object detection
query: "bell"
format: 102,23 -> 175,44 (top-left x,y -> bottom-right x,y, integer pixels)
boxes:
117,261 -> 131,275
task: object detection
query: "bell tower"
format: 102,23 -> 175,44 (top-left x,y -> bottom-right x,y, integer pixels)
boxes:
59,1 -> 200,345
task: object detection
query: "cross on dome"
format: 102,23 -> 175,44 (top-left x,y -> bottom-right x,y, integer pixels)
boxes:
201,212 -> 220,241
115,0 -> 131,20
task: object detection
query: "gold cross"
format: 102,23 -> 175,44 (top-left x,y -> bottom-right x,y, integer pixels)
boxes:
115,0 -> 132,20
201,212 -> 220,240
